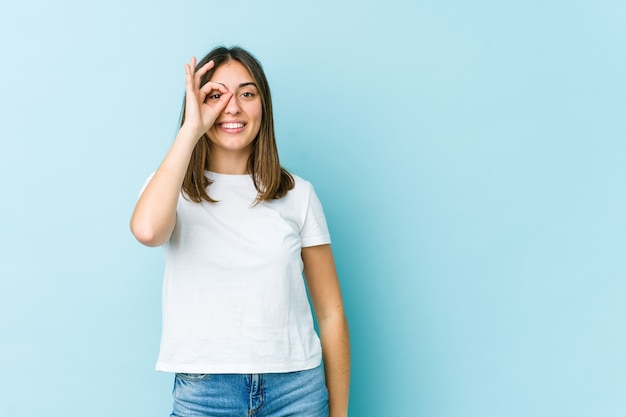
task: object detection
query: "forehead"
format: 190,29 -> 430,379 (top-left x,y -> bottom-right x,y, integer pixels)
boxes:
209,60 -> 255,86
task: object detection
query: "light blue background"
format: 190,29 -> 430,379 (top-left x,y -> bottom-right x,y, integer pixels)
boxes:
1,1 -> 624,416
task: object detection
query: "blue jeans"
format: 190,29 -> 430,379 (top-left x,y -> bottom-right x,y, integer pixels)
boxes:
170,365 -> 329,417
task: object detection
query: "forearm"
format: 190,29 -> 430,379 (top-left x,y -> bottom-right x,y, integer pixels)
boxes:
319,313 -> 351,417
130,127 -> 199,246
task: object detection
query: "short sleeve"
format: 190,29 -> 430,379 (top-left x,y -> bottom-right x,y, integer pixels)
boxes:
300,184 -> 331,247
137,172 -> 156,199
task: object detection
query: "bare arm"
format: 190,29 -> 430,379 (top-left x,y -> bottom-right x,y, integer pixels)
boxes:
130,57 -> 232,246
303,244 -> 350,417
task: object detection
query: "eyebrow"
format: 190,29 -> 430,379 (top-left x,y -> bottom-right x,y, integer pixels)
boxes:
216,82 -> 258,89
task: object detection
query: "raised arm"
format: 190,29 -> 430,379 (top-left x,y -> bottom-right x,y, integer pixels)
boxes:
302,244 -> 350,417
130,57 -> 232,246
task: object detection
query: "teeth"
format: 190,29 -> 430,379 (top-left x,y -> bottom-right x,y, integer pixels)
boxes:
221,122 -> 244,129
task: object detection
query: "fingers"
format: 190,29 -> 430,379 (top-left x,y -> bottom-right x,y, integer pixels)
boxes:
184,56 -> 198,81
201,89 -> 232,113
184,56 -> 211,83
184,58 -> 196,93
199,81 -> 229,96
194,59 -> 215,83
185,57 -> 225,99
205,90 -> 233,118
187,58 -> 216,91
182,56 -> 232,131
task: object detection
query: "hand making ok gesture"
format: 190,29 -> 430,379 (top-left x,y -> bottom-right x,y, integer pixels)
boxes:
182,56 -> 233,140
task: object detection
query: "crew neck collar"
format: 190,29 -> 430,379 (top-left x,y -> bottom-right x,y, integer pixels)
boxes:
205,171 -> 253,184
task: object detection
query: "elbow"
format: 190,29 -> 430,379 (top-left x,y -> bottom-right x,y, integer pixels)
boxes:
130,219 -> 168,247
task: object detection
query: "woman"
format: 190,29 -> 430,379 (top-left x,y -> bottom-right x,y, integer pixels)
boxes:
130,46 -> 350,417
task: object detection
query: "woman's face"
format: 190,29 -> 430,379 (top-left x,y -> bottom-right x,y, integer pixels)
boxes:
205,60 -> 263,159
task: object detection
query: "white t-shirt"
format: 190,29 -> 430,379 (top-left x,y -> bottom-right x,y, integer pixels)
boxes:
145,171 -> 331,374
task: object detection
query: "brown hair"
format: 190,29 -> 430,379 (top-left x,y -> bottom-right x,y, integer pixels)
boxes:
180,46 -> 294,203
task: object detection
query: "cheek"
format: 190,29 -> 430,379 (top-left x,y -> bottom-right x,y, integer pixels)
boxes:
249,102 -> 263,123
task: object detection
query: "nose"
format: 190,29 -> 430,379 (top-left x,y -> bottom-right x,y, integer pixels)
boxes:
224,93 -> 241,114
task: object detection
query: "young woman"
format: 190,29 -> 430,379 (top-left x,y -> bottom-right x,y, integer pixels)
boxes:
130,46 -> 350,417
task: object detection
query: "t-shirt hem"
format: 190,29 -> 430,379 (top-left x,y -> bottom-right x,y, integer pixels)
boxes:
155,355 -> 322,374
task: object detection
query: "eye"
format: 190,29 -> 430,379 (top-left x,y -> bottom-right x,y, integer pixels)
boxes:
241,91 -> 255,99
207,93 -> 222,100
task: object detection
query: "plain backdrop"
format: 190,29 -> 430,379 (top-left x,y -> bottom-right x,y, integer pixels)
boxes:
1,1 -> 625,416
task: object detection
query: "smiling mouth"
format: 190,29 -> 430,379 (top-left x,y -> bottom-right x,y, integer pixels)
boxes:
220,122 -> 246,129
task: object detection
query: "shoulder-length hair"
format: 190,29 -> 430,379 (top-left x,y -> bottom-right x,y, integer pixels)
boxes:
180,46 -> 294,203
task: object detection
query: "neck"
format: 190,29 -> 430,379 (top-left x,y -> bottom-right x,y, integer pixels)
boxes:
209,147 -> 252,175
